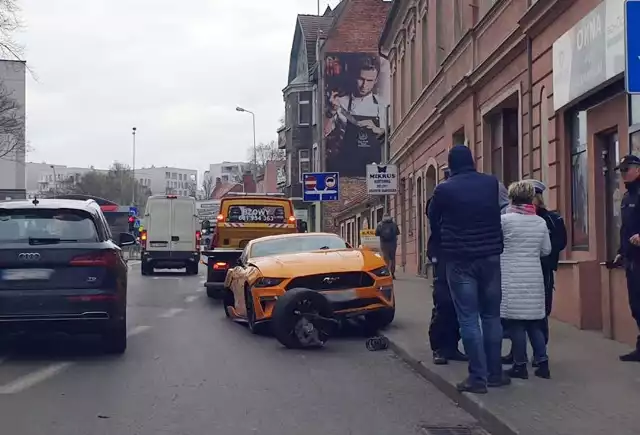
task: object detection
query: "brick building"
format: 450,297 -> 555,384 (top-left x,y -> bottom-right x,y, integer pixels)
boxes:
379,0 -> 640,348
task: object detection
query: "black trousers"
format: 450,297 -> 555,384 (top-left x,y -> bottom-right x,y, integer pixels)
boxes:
625,262 -> 640,350
541,266 -> 554,344
428,261 -> 460,356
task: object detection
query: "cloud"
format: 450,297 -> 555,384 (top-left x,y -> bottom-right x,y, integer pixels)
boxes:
18,0 -> 341,174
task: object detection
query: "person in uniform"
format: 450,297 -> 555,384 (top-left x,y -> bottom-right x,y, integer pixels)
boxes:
614,155 -> 640,362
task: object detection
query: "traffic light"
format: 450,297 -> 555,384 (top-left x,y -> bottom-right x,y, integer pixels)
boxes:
128,216 -> 135,232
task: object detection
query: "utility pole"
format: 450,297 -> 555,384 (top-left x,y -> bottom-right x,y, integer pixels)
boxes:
50,165 -> 57,198
132,127 -> 137,206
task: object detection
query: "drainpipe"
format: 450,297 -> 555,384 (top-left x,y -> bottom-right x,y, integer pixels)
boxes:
527,35 -> 534,178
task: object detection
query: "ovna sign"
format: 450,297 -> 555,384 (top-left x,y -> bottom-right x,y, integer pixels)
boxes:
366,164 -> 398,195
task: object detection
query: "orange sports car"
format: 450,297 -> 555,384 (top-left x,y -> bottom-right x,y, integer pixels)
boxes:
221,232 -> 395,348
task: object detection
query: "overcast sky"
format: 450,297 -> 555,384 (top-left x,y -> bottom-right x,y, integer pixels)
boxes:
18,0 -> 340,175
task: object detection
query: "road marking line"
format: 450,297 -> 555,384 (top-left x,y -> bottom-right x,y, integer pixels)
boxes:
127,325 -> 151,337
185,295 -> 199,303
0,362 -> 72,394
159,308 -> 184,318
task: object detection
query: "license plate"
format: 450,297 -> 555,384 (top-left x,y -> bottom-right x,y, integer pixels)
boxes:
323,289 -> 357,302
3,269 -> 53,281
150,242 -> 167,247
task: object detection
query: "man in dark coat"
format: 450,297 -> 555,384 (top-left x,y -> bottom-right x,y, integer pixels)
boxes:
428,145 -> 509,394
426,196 -> 466,365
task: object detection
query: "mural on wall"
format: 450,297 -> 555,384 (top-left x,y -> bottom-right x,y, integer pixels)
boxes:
323,53 -> 389,177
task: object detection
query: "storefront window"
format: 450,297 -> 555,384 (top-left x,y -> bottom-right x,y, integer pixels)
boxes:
570,110 -> 589,249
631,94 -> 640,127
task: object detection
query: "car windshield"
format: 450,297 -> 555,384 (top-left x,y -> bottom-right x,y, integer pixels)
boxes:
250,235 -> 348,259
0,209 -> 99,243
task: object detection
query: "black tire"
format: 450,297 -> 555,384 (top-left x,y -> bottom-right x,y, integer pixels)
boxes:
364,308 -> 395,332
141,263 -> 152,276
244,286 -> 267,335
223,288 -> 235,318
272,288 -> 333,349
103,319 -> 127,354
186,263 -> 198,275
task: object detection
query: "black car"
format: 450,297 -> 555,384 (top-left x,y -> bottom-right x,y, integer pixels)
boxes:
0,198 -> 136,353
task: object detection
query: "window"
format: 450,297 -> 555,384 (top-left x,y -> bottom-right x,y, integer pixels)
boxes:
421,13 -> 429,87
340,223 -> 345,239
408,176 -> 414,236
376,207 -> 384,225
172,172 -> 177,179
454,0 -> 463,42
400,42 -> 406,116
312,86 -> 317,125
312,143 -> 319,172
435,0 -> 445,65
179,174 -> 183,181
298,149 -> 310,182
410,35 -> 417,102
570,110 -> 589,249
452,128 -> 465,147
286,152 -> 292,186
356,215 -> 362,246
165,172 -> 170,179
346,221 -> 353,246
298,91 -> 311,126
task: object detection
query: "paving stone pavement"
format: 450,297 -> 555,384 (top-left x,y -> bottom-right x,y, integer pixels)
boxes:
385,273 -> 640,435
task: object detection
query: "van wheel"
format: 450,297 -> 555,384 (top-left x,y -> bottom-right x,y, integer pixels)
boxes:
186,263 -> 198,275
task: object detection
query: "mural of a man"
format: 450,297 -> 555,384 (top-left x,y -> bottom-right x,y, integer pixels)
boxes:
324,54 -> 388,176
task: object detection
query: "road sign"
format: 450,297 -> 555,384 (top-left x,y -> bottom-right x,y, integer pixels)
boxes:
366,164 -> 398,195
302,172 -> 339,202
129,206 -> 138,216
626,0 -> 640,93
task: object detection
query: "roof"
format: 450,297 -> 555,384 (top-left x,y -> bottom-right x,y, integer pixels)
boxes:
0,198 -> 99,212
334,183 -> 379,219
379,0 -> 400,50
288,13 -> 335,83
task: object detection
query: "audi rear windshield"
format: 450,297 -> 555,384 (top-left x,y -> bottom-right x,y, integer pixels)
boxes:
226,204 -> 286,224
0,209 -> 99,243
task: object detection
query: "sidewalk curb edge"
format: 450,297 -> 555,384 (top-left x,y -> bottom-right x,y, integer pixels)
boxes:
385,337 -> 520,435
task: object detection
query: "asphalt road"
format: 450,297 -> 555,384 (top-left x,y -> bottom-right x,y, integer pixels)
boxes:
0,263 -> 479,435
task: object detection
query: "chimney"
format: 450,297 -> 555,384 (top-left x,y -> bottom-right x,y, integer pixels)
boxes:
242,171 -> 256,193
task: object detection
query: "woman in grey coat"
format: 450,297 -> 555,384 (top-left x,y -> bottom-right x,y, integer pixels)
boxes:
500,181 -> 552,379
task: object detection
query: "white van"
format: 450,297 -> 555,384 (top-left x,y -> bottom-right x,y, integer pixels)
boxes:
140,195 -> 200,275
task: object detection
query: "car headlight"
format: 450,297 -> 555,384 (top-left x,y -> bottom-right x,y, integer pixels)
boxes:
253,277 -> 285,288
370,266 -> 391,277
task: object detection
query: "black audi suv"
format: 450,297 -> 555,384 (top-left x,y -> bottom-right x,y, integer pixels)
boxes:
0,198 -> 136,353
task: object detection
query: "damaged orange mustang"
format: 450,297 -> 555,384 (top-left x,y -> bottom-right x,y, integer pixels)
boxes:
221,232 -> 395,349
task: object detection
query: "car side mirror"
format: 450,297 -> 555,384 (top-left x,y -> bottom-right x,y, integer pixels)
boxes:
118,232 -> 136,247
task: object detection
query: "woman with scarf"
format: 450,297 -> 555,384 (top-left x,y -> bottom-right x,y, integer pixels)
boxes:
500,181 -> 552,379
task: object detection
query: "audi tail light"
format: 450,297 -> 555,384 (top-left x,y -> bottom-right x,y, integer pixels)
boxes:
70,251 -> 118,267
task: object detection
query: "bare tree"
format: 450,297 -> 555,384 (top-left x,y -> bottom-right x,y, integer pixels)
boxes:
246,140 -> 285,175
73,163 -> 151,208
0,0 -> 22,60
0,81 -> 24,161
202,176 -> 214,199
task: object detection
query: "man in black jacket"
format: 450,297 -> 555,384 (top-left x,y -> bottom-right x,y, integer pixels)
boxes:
428,145 -> 509,393
614,155 -> 640,362
426,196 -> 466,365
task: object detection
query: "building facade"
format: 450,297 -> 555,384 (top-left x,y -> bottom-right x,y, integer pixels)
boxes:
380,0 -> 638,347
207,161 -> 249,184
0,60 -> 26,200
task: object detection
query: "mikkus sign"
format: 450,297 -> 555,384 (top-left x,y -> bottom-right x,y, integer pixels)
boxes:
366,164 -> 398,195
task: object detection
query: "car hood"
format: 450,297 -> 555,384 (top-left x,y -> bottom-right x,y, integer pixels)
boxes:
250,249 -> 383,277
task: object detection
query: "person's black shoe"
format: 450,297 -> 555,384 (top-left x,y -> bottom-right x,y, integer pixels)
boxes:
501,352 -> 514,365
487,372 -> 512,388
447,350 -> 469,362
506,363 -> 528,379
432,351 -> 448,365
619,350 -> 640,362
534,360 -> 551,379
456,379 -> 488,394
531,357 -> 539,368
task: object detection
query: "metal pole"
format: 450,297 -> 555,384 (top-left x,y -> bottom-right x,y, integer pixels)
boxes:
383,104 -> 390,214
251,111 -> 257,174
50,165 -> 57,198
132,127 -> 137,206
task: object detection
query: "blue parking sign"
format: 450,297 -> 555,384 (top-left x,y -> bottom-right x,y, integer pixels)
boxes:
129,206 -> 138,216
302,172 -> 339,202
626,0 -> 640,93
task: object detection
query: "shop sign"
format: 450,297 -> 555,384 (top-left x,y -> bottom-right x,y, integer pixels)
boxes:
366,164 -> 398,195
552,0 -> 625,110
359,228 -> 379,251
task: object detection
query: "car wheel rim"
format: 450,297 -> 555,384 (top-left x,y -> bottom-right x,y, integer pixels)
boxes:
291,298 -> 324,347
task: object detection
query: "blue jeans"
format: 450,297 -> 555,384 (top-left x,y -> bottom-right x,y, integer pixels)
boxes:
446,255 -> 503,385
505,319 -> 548,365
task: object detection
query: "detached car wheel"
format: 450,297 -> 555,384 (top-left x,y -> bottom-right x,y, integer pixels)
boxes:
223,289 -> 235,318
364,308 -> 395,331
245,286 -> 268,335
272,288 -> 335,349
103,319 -> 127,355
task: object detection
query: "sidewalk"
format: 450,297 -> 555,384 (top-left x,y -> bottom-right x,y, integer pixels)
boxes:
385,273 -> 640,435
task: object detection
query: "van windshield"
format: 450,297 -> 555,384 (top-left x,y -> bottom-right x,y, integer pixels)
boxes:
226,204 -> 286,224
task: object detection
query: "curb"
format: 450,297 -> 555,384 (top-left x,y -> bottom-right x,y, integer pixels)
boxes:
385,337 -> 519,435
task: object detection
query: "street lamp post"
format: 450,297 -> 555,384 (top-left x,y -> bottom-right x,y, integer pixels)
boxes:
235,106 -> 257,174
132,127 -> 137,206
50,165 -> 57,198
